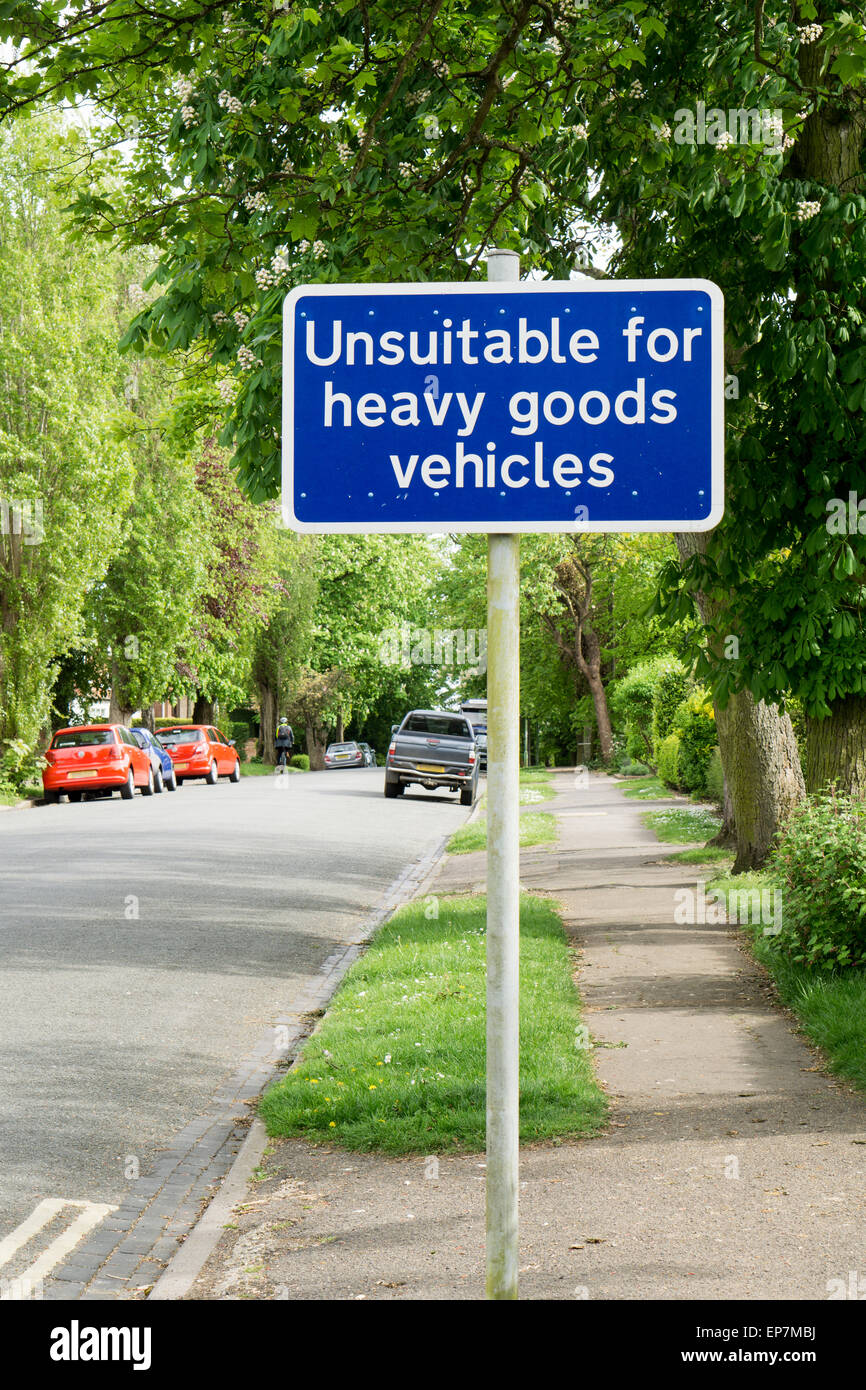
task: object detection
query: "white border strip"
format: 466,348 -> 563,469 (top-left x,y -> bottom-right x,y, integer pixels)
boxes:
281,278 -> 725,534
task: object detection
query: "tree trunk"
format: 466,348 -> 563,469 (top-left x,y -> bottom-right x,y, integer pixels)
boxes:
713,692 -> 804,871
108,666 -> 133,726
710,770 -> 738,849
806,695 -> 866,796
306,720 -> 327,770
140,704 -> 155,733
335,712 -> 344,743
675,533 -> 804,870
193,694 -> 214,724
258,685 -> 277,765
584,663 -> 613,763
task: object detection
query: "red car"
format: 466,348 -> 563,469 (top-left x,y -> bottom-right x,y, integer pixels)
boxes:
157,725 -> 241,785
42,724 -> 155,802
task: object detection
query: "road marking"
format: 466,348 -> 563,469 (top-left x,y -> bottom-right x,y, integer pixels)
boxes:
0,1198 -> 117,1287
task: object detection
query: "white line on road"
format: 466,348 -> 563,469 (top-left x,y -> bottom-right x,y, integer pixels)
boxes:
0,1198 -> 117,1286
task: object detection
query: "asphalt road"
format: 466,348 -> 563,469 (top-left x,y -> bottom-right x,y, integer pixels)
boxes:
0,767 -> 469,1263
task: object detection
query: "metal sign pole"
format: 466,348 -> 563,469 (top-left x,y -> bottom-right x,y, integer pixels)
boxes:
485,247 -> 521,1300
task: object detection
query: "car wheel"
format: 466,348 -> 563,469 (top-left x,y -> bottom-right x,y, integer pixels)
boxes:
43,790 -> 60,804
206,759 -> 219,785
384,778 -> 399,799
460,786 -> 474,806
229,759 -> 241,783
153,765 -> 164,794
141,767 -> 155,796
120,769 -> 135,800
67,791 -> 82,803
165,768 -> 178,791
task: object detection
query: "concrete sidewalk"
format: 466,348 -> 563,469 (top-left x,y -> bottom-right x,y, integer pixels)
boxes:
182,771 -> 866,1300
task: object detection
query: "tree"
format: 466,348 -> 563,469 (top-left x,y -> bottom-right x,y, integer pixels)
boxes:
0,112 -> 133,777
251,531 -> 318,762
286,665 -> 351,770
0,2 -> 658,496
582,2 -> 866,802
88,360 -> 210,723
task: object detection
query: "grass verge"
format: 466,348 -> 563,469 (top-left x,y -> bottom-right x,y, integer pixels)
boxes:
711,868 -> 866,1095
619,775 -> 670,800
259,892 -> 607,1153
643,806 -> 722,843
240,759 -> 303,777
666,846 -> 734,866
447,809 -> 557,855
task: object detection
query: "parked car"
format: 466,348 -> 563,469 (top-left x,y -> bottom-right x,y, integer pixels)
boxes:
385,710 -> 478,805
42,724 -> 155,802
157,725 -> 241,784
131,726 -> 179,792
358,742 -> 377,767
460,699 -> 488,772
324,741 -> 366,768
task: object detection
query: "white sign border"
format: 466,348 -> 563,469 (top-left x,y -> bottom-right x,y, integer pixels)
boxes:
281,278 -> 724,534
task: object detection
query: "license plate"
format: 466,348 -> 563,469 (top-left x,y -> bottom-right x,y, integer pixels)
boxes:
417,763 -> 445,774
175,762 -> 189,770
67,770 -> 97,780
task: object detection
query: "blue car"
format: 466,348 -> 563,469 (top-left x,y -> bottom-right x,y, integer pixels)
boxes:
131,727 -> 179,792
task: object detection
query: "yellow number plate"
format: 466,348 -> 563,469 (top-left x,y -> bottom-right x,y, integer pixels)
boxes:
417,763 -> 445,774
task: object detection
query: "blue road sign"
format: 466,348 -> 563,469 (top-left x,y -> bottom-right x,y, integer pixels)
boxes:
282,280 -> 724,533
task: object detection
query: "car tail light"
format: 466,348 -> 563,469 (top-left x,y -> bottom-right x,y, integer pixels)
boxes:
468,753 -> 476,764
388,742 -> 396,759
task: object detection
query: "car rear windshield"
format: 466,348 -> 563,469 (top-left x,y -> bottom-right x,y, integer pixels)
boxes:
52,729 -> 116,749
403,715 -> 472,739
328,743 -> 359,753
159,728 -> 204,744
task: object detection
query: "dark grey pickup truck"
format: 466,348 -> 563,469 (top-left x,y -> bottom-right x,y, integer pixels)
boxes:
384,709 -> 479,805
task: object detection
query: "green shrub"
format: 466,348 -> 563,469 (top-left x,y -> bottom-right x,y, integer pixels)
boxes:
672,690 -> 717,793
289,753 -> 310,771
656,733 -> 681,788
772,792 -> 866,970
705,747 -> 725,803
613,657 -> 681,767
652,665 -> 693,754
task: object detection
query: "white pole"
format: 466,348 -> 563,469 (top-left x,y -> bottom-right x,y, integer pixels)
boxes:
485,246 -> 520,1300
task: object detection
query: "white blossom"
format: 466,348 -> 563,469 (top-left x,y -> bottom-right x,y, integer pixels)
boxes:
218,90 -> 243,115
337,142 -> 352,162
715,130 -> 735,149
654,121 -> 671,141
312,240 -> 326,255
174,77 -> 194,102
629,80 -> 644,99
566,123 -> 588,140
546,37 -> 562,55
181,105 -> 197,128
255,266 -> 276,290
217,378 -> 236,403
243,190 -> 269,212
795,198 -> 821,221
232,309 -> 250,330
797,23 -> 823,44
212,309 -> 229,326
271,253 -> 290,278
431,58 -> 450,78
398,161 -> 414,176
237,344 -> 262,370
